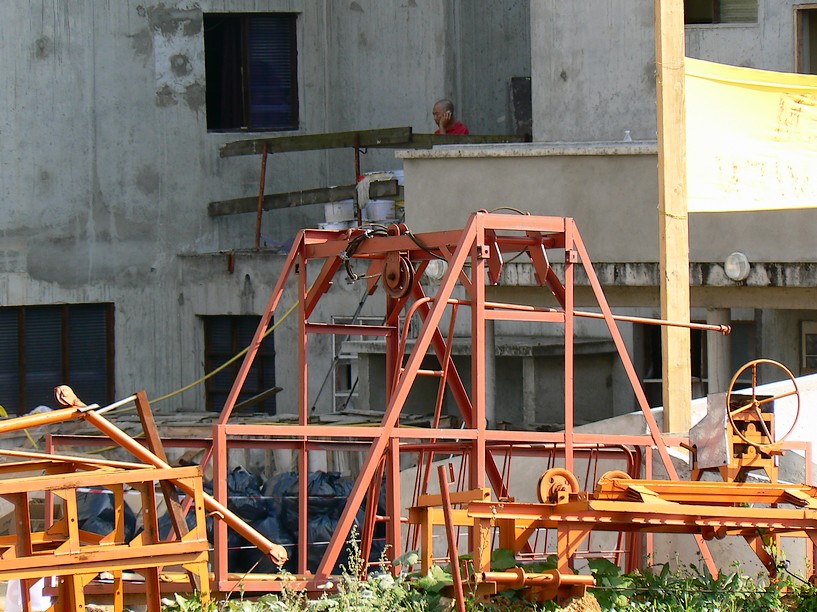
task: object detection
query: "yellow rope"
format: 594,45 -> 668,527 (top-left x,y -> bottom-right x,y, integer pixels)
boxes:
149,300 -> 298,406
0,404 -> 39,450
0,300 -> 299,450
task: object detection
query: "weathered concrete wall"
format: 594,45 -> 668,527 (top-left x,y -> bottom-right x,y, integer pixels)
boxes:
0,1 -> 529,414
532,1 -> 799,142
399,144 -> 817,266
456,0 -> 531,134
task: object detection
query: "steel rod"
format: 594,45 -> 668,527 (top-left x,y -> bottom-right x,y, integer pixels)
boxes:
438,465 -> 466,612
81,410 -> 288,565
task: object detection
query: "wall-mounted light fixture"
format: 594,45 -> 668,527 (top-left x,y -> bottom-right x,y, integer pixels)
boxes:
425,259 -> 448,282
724,251 -> 750,282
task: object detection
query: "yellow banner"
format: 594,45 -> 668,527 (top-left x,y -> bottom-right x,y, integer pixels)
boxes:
685,57 -> 817,212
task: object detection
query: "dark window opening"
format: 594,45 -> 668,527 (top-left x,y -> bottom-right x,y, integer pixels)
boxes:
796,8 -> 817,75
0,304 -> 114,415
204,13 -> 298,131
640,319 -> 757,407
641,325 -> 708,407
685,0 -> 757,24
203,316 -> 276,414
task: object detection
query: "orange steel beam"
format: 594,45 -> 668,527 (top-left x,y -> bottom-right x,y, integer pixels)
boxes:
175,212 -> 732,586
317,215 -> 480,577
0,401 -> 287,570
0,465 -> 211,610
80,410 -> 288,566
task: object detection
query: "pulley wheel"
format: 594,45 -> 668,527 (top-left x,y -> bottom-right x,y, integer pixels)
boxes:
383,253 -> 414,299
597,470 -> 632,485
537,468 -> 580,503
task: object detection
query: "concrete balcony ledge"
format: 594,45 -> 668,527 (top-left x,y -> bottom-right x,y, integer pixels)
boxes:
484,261 -> 817,288
396,140 -> 658,160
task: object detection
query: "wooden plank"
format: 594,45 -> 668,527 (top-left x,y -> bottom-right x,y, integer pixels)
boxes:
219,127 -> 531,157
208,178 -> 401,217
219,126 -> 414,157
655,0 -> 691,434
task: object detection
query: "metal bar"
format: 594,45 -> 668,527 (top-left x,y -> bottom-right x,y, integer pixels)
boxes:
80,411 -> 287,565
255,142 -> 268,250
298,440 -> 308,575
305,322 -> 394,336
0,407 -> 79,435
0,448 -> 146,470
482,301 -> 730,334
214,232 -> 305,429
361,457 -> 385,575
438,465 -> 467,612
388,439 -> 402,567
564,219 -> 575,473
471,217 -> 487,489
316,215 -> 478,577
213,423 -> 229,587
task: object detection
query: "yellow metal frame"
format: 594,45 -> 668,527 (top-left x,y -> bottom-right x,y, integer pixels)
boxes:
0,461 -> 210,611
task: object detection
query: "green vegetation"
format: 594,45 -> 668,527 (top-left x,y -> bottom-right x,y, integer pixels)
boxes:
162,542 -> 817,611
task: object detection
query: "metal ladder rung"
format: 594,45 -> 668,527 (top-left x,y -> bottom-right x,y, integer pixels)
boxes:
400,367 -> 445,378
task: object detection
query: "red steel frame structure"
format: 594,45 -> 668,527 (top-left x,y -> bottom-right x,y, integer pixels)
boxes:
209,212 -> 730,590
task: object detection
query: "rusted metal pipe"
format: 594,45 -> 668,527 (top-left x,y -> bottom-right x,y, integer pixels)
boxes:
81,410 -> 288,565
438,464 -> 466,612
483,301 -> 731,334
0,407 -> 80,435
255,143 -> 269,250
479,568 -> 595,589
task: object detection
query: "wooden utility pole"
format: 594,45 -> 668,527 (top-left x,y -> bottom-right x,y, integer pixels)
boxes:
655,0 -> 691,433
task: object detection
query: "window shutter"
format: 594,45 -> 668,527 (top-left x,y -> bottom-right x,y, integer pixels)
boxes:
247,15 -> 297,129
68,304 -> 110,405
721,0 -> 757,23
204,315 -> 276,413
0,311 -> 19,412
24,308 -> 62,410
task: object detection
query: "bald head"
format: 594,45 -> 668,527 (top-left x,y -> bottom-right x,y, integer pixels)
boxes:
434,99 -> 454,114
432,99 -> 456,130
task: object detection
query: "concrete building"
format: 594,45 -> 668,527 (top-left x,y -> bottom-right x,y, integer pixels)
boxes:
399,0 -> 817,426
0,1 -> 530,418
2,0 -> 817,585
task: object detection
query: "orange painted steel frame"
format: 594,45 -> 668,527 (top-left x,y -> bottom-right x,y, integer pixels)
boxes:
467,475 -> 817,578
203,211 -> 735,591
0,461 -> 210,611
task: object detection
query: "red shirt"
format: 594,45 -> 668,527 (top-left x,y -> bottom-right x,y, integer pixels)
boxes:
435,122 -> 469,135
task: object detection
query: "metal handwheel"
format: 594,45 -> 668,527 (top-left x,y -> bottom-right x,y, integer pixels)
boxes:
726,358 -> 800,450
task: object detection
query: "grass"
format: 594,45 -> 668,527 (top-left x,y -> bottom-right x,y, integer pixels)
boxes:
161,538 -> 817,611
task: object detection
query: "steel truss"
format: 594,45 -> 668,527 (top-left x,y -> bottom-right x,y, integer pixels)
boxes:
212,212 -> 731,589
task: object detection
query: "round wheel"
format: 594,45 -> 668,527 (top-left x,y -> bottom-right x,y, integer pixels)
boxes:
537,468 -> 580,503
597,470 -> 632,484
726,359 -> 800,450
383,253 -> 414,299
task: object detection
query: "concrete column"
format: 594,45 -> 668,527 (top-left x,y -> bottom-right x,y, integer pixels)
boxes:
485,320 -> 496,426
522,357 -> 536,425
706,308 -> 732,394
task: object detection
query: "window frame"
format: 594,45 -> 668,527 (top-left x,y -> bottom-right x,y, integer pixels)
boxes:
203,12 -> 300,133
684,0 -> 758,25
0,304 -> 115,414
202,315 -> 277,414
801,321 -> 817,373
